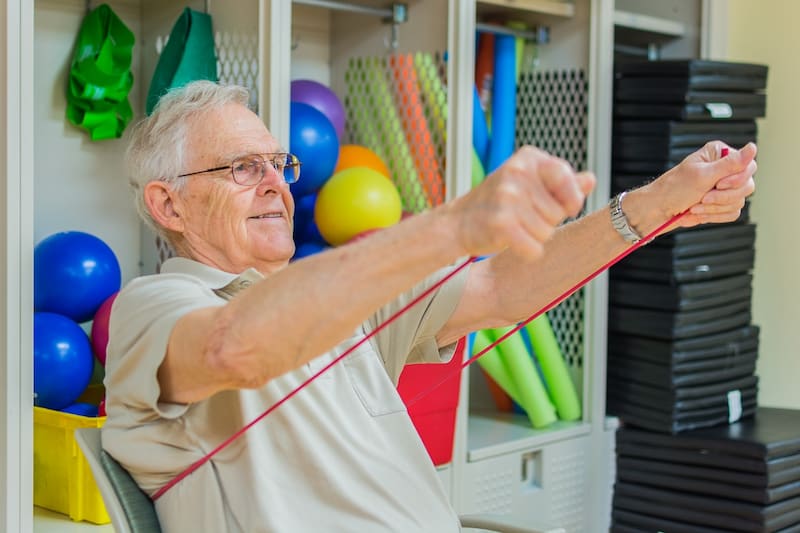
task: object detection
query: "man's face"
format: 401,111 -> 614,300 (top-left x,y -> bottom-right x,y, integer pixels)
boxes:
173,102 -> 296,274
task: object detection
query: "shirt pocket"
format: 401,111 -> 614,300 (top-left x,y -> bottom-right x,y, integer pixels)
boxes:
342,343 -> 406,417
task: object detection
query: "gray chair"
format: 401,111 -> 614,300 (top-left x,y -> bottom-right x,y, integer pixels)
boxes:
75,428 -> 564,533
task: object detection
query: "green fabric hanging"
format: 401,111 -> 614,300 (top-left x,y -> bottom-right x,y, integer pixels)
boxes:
66,4 -> 135,141
146,8 -> 218,115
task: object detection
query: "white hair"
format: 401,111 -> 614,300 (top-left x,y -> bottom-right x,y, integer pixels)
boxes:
124,80 -> 251,239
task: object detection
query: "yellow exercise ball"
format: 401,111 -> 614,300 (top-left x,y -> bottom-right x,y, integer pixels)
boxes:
315,167 -> 402,246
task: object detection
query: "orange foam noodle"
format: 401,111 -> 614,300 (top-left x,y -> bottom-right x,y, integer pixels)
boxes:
390,54 -> 445,206
356,58 -> 429,213
475,31 -> 495,117
481,368 -> 514,412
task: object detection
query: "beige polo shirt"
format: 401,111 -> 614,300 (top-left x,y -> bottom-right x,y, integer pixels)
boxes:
102,257 -> 469,533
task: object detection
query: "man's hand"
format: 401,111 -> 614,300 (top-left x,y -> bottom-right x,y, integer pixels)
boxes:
447,146 -> 596,262
657,141 -> 757,229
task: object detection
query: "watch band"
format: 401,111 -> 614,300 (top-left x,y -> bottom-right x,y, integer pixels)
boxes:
609,191 -> 644,244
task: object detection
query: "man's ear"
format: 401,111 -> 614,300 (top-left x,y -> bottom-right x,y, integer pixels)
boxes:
144,181 -> 185,233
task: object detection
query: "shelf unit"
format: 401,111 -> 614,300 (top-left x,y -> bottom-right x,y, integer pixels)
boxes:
2,0 -> 711,531
613,0 -> 702,60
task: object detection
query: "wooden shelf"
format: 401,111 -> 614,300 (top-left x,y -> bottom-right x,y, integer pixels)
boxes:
477,0 -> 575,18
614,9 -> 686,38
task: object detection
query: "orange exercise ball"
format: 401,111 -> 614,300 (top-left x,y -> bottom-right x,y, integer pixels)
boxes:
315,167 -> 402,246
334,144 -> 391,179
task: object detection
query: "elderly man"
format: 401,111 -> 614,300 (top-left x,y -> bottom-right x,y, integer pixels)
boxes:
102,80 -> 756,532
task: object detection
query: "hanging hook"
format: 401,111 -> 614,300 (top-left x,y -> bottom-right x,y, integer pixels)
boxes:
85,0 -> 92,13
382,3 -> 407,51
384,23 -> 400,51
204,0 -> 209,14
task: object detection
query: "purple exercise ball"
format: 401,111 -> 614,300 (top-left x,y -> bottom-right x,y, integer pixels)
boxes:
290,79 -> 346,140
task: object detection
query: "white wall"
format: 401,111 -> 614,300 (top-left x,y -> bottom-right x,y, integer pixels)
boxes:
725,1 -> 800,408
34,0 -> 143,285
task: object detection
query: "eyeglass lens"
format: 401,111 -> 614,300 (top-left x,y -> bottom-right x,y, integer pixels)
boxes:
232,154 -> 300,186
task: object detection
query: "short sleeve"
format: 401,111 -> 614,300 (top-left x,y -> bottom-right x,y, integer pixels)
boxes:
365,260 -> 471,382
104,273 -> 226,420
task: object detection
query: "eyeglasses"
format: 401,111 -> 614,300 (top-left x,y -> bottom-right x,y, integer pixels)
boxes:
177,153 -> 302,186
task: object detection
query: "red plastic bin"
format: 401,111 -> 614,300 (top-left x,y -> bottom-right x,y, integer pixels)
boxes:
397,337 -> 465,466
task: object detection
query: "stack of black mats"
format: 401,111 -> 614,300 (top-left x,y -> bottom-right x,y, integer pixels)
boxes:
607,59 -> 768,434
612,408 -> 800,532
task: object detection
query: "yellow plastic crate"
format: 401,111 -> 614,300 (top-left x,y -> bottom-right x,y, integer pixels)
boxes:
33,406 -> 110,524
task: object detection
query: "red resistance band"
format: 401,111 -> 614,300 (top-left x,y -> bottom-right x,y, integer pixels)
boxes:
152,207 -> 691,502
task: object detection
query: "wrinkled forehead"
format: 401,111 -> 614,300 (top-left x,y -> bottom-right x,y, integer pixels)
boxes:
185,102 -> 283,167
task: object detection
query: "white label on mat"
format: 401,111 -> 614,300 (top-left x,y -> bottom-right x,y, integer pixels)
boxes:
706,102 -> 733,119
728,389 -> 743,423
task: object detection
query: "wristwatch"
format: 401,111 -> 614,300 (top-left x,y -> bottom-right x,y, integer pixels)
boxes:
609,191 -> 644,244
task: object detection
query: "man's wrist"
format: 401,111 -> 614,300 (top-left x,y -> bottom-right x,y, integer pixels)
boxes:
609,191 -> 644,243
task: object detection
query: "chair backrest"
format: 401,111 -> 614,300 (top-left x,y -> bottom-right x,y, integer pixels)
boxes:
73,427 -> 162,533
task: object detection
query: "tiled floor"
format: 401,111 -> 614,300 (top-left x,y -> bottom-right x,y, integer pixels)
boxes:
34,507 -> 114,533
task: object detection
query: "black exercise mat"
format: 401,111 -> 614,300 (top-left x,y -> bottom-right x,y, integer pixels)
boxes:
614,119 -> 758,138
613,483 -> 800,532
623,235 -> 755,262
618,409 -> 800,461
611,174 -> 654,193
651,223 -> 756,252
614,102 -> 766,121
608,396 -> 757,434
609,373 -> 759,405
608,383 -> 759,414
616,440 -> 800,478
613,508 -> 800,533
609,326 -> 760,365
617,465 -> 800,505
615,89 -> 766,106
608,348 -> 759,377
607,349 -> 757,388
608,300 -> 752,340
616,457 -> 800,490
615,74 -> 767,93
614,134 -> 756,160
611,248 -> 755,283
609,274 -> 753,311
612,157 -> 680,174
614,59 -> 769,83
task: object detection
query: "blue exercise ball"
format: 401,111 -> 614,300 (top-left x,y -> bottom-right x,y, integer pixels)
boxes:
292,241 -> 328,261
34,312 -> 94,410
289,102 -> 339,197
292,191 -> 325,246
34,231 -> 121,323
62,402 -> 99,417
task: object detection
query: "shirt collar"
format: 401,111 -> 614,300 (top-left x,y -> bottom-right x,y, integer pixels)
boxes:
160,257 -> 264,294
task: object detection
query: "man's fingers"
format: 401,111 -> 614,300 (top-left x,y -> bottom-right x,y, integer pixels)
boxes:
716,160 -> 758,190
716,142 -> 757,175
538,160 -> 589,219
577,171 -> 597,197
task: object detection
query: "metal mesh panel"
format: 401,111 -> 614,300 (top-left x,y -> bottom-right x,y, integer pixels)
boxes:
215,31 -> 260,111
516,69 -> 589,384
343,52 -> 447,213
151,30 -> 260,271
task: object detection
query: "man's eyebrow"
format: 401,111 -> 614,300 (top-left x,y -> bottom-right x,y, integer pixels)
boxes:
218,147 -> 289,163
